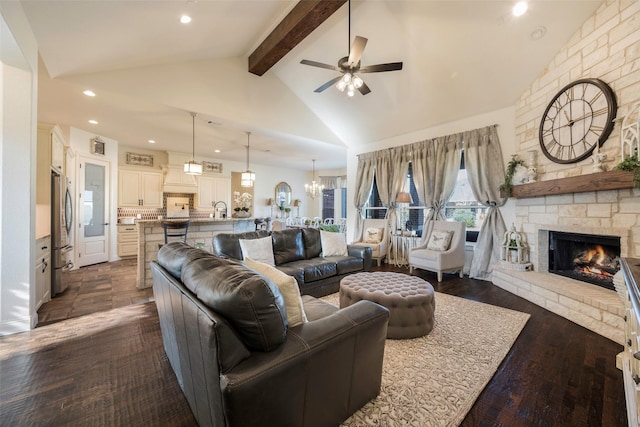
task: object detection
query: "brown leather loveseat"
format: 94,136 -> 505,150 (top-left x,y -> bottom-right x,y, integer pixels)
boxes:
151,242 -> 389,427
211,228 -> 372,297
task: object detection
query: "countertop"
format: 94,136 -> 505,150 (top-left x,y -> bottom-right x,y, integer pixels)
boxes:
134,217 -> 254,226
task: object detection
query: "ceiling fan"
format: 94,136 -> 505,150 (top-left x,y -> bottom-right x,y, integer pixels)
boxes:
300,0 -> 403,97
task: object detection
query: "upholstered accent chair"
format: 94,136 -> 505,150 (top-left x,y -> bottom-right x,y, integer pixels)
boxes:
409,220 -> 466,281
352,218 -> 389,267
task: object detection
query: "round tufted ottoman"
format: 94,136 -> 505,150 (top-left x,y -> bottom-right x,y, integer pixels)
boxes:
340,272 -> 435,339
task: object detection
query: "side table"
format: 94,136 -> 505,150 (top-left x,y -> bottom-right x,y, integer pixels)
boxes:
390,234 -> 420,267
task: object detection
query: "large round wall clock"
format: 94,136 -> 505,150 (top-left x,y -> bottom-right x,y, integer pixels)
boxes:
538,78 -> 617,164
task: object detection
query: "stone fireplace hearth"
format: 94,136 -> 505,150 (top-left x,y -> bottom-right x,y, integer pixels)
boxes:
492,190 -> 634,345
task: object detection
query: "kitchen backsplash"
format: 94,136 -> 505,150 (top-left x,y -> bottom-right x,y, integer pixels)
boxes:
117,192 -> 224,222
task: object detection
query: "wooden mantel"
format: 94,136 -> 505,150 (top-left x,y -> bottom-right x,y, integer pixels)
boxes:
508,170 -> 635,198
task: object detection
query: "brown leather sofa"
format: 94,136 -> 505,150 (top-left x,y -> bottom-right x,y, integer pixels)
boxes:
151,242 -> 389,427
211,228 -> 373,297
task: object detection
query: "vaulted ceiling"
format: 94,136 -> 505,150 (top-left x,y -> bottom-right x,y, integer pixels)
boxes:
24,0 -> 602,170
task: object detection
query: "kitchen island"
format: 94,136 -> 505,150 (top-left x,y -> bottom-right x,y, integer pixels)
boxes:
136,218 -> 254,289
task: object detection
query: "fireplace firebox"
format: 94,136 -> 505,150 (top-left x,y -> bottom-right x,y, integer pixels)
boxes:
548,231 -> 620,290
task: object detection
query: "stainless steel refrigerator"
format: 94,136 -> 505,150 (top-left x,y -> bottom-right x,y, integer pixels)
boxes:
51,171 -> 73,296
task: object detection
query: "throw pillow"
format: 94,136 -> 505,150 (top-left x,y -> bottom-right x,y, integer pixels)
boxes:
244,258 -> 308,327
239,236 -> 275,266
426,230 -> 453,251
320,230 -> 348,257
363,227 -> 384,243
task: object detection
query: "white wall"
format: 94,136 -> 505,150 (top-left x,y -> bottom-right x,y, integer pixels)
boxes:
0,4 -> 39,334
346,106 -> 517,242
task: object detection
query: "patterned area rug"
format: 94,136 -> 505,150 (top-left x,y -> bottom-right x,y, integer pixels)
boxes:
321,292 -> 530,427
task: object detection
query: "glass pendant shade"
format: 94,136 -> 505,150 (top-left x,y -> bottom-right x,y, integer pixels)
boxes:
241,131 -> 255,187
241,171 -> 255,187
184,111 -> 202,175
184,161 -> 202,175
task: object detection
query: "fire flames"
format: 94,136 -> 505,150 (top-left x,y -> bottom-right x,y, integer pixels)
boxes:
574,245 -> 617,280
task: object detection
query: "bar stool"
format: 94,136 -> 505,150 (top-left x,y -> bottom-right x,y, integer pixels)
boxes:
161,220 -> 190,245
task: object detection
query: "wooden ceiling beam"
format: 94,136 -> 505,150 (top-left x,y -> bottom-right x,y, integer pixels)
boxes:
248,0 -> 347,76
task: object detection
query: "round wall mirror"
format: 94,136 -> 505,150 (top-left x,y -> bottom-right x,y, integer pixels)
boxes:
275,182 -> 292,207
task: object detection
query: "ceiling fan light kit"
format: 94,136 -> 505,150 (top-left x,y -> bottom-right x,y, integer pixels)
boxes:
300,0 -> 402,97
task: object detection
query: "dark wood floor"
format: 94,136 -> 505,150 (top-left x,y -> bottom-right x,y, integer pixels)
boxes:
37,258 -> 154,326
3,261 -> 627,426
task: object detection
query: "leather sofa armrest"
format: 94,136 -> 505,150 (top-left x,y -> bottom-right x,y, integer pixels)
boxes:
347,245 -> 373,271
292,300 -> 388,346
221,300 -> 389,426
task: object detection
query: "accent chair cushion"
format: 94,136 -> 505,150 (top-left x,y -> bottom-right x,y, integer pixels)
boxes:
239,236 -> 275,266
244,258 -> 308,327
364,227 -> 384,243
321,230 -> 348,256
426,230 -> 453,252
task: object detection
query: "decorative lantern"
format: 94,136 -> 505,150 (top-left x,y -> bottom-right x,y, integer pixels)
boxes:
499,224 -> 532,271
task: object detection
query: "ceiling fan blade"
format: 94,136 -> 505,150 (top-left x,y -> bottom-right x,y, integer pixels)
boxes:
301,59 -> 341,72
347,36 -> 368,67
357,81 -> 371,95
359,62 -> 403,73
314,75 -> 343,93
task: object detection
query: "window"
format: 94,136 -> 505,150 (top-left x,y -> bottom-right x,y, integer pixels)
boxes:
361,151 -> 485,239
322,185 -> 347,220
365,176 -> 387,220
443,152 -> 487,232
322,189 -> 335,219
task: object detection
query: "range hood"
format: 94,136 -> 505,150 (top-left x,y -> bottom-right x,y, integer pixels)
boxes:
163,165 -> 197,193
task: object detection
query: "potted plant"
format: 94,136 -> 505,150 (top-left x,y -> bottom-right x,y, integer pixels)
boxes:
499,155 -> 526,198
233,192 -> 253,217
613,153 -> 640,187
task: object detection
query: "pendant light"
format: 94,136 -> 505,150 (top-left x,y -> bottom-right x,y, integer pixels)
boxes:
305,159 -> 324,199
184,111 -> 202,175
241,131 -> 255,187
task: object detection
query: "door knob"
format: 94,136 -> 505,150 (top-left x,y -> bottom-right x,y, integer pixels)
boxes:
103,222 -> 109,226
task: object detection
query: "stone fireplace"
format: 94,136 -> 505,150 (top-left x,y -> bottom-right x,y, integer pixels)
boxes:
547,231 -> 621,290
492,191 -> 633,345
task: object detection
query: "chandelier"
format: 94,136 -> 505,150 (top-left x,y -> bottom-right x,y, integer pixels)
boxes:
241,131 -> 255,187
184,112 -> 202,175
305,159 -> 324,199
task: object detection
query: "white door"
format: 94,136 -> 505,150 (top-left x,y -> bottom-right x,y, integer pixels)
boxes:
77,156 -> 110,267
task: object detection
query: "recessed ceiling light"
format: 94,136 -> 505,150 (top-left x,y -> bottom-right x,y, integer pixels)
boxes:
180,15 -> 191,24
88,119 -> 98,124
512,1 -> 528,17
148,139 -> 156,144
530,26 -> 547,40
83,90 -> 96,97
214,149 -> 220,153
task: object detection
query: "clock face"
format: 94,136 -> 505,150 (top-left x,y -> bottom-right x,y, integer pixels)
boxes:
538,78 -> 617,164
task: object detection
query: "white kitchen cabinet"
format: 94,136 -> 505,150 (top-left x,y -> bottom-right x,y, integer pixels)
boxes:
35,236 -> 51,311
37,123 -> 68,239
37,122 -> 66,174
118,169 -> 163,207
117,224 -> 138,257
51,129 -> 65,173
197,176 -> 230,211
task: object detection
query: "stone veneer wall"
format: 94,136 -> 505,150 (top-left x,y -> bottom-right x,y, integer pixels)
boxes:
512,0 -> 640,260
493,0 -> 638,343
